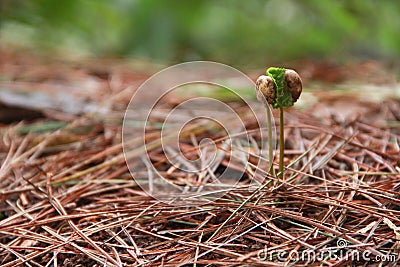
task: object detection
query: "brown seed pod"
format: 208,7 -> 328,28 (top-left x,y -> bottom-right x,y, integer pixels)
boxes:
284,69 -> 302,102
256,75 -> 275,104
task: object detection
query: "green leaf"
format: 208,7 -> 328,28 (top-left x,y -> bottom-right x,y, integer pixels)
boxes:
266,67 -> 294,108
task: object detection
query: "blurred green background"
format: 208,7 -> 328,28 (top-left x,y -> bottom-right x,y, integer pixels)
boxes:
1,0 -> 399,68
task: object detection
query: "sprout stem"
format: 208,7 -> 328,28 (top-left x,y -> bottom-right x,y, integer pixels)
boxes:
266,107 -> 275,177
279,107 -> 284,180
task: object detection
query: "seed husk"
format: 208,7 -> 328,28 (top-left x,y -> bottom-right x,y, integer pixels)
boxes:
284,69 -> 302,102
256,75 -> 275,104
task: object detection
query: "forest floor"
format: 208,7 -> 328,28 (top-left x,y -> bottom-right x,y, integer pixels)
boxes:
0,48 -> 399,266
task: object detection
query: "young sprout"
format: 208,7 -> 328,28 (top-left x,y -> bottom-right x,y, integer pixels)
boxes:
256,67 -> 302,181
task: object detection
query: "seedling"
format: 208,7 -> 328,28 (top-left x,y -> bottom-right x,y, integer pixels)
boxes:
256,67 -> 302,180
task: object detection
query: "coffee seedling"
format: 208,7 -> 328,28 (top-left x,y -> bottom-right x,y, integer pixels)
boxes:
256,67 -> 302,180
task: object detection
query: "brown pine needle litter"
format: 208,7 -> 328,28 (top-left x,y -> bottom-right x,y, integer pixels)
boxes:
1,53 -> 400,266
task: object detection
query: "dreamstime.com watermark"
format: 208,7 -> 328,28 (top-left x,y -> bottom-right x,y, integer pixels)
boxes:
122,61 -> 276,204
257,239 -> 399,264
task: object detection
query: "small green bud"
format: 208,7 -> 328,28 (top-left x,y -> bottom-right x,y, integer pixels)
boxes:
256,67 -> 302,109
